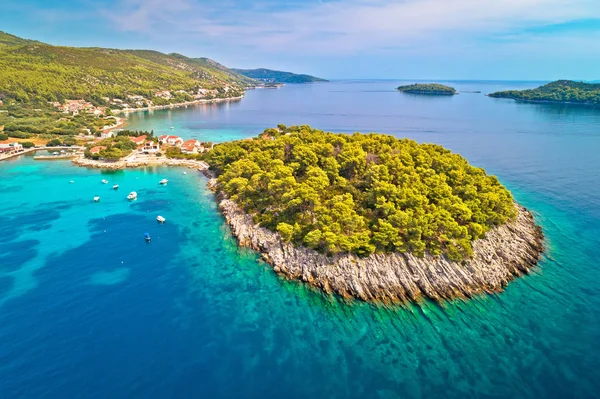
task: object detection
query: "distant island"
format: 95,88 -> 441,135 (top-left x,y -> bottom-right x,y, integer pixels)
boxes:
205,125 -> 543,303
232,68 -> 329,84
397,83 -> 457,95
489,80 -> 600,105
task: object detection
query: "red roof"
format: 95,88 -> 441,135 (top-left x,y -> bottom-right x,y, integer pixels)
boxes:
90,146 -> 106,154
159,135 -> 168,140
130,135 -> 147,144
181,140 -> 197,151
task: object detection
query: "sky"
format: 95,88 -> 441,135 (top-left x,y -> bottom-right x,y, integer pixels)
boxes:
2,0 -> 600,80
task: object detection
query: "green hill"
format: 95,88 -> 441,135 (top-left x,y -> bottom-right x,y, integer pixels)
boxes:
206,125 -> 516,260
397,83 -> 457,95
0,30 -> 251,104
489,80 -> 600,104
232,68 -> 328,84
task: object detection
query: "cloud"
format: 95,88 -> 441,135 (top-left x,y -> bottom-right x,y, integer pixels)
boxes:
104,0 -> 600,55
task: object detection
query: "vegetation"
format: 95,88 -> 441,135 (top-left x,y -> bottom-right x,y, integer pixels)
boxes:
206,125 -> 516,260
19,141 -> 35,148
0,133 -> 7,141
232,68 -> 328,84
489,80 -> 600,104
84,136 -> 141,161
397,84 -> 457,95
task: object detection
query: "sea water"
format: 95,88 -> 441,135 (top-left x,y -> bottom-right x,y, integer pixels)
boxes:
1,81 -> 599,398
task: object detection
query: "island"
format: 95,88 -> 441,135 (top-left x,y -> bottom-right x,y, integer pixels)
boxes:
205,125 -> 543,303
232,68 -> 329,84
397,83 -> 457,95
489,80 -> 600,104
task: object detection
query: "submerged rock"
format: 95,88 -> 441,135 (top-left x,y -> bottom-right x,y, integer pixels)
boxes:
215,189 -> 544,304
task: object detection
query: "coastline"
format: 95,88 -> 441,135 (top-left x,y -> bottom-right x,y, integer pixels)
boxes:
213,185 -> 544,304
112,95 -> 244,115
72,153 -> 209,170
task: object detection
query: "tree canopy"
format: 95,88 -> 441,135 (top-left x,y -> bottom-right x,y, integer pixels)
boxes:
397,84 -> 457,95
489,80 -> 600,104
206,125 -> 516,260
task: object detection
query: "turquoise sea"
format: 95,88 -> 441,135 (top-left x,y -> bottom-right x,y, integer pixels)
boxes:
1,80 -> 599,398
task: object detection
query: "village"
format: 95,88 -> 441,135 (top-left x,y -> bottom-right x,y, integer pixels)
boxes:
52,87 -> 233,116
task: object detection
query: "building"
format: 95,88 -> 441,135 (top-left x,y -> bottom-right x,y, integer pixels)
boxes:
158,135 -> 184,146
0,143 -> 23,154
89,146 -> 106,154
100,131 -> 115,139
154,91 -> 173,100
129,135 -> 147,146
181,140 -> 199,154
142,141 -> 160,154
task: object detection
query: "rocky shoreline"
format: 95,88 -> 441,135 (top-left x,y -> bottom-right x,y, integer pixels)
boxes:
212,182 -> 544,304
72,155 -> 209,170
112,96 -> 244,114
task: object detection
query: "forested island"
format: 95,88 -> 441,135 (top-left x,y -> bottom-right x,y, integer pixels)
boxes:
489,80 -> 600,104
397,83 -> 457,95
205,125 -> 543,303
232,68 -> 328,84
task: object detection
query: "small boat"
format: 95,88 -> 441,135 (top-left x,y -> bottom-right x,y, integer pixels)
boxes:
170,126 -> 175,129
159,179 -> 169,185
183,171 -> 187,175
157,215 -> 166,224
113,184 -> 119,190
144,232 -> 151,242
69,180 -> 74,184
102,179 -> 108,184
94,196 -> 100,202
127,191 -> 137,201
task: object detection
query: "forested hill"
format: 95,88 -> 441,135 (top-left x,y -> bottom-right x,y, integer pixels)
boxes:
206,125 -> 516,260
0,30 -> 252,104
489,80 -> 600,104
232,68 -> 328,83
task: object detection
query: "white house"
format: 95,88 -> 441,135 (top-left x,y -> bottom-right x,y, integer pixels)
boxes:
142,141 -> 160,154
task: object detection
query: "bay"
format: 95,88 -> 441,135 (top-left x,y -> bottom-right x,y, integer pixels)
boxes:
1,80 -> 599,398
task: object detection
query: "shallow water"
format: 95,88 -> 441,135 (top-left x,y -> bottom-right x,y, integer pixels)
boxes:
1,80 -> 599,398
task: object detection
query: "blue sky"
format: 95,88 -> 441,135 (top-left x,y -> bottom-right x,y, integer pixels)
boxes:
3,0 -> 600,80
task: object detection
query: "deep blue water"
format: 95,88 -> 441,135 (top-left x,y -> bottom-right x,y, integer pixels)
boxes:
1,80 -> 599,398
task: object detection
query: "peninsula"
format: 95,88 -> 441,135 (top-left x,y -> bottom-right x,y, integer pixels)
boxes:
397,83 -> 457,95
489,80 -> 600,104
232,68 -> 329,84
205,125 -> 543,303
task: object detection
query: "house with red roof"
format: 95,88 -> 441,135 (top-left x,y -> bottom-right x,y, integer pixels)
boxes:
158,135 -> 183,146
89,146 -> 106,154
181,140 -> 199,154
129,135 -> 147,145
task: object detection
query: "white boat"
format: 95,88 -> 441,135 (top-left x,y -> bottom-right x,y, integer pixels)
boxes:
102,179 -> 108,184
69,180 -> 74,184
170,126 -> 175,129
127,191 -> 137,200
94,196 -> 100,202
183,171 -> 187,175
156,215 -> 166,223
113,184 -> 119,190
159,179 -> 169,185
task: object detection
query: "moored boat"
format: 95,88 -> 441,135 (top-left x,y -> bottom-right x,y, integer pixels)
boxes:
159,179 -> 168,185
157,215 -> 166,223
144,232 -> 151,242
94,196 -> 100,202
127,191 -> 137,200
113,184 -> 119,190
102,179 -> 108,184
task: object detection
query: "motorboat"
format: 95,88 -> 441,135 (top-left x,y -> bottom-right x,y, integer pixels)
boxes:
102,179 -> 108,184
159,179 -> 168,185
183,171 -> 187,175
144,232 -> 151,242
113,184 -> 119,190
157,215 -> 166,224
127,191 -> 138,200
94,196 -> 100,202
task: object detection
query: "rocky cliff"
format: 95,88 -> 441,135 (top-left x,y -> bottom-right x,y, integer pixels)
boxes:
214,182 -> 543,304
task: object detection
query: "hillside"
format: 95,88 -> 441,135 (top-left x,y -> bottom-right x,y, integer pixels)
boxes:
397,83 -> 457,95
232,68 -> 328,83
0,30 -> 251,105
489,80 -> 600,104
